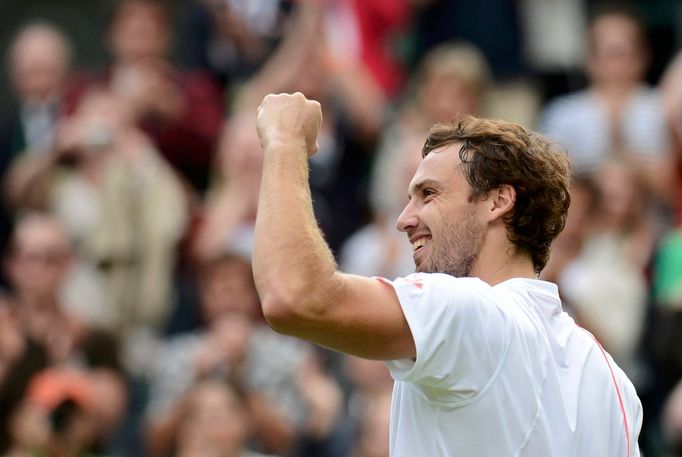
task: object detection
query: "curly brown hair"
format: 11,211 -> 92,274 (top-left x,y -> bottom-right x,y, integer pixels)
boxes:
422,115 -> 571,274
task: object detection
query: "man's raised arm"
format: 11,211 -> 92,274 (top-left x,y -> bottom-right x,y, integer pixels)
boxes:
253,93 -> 415,360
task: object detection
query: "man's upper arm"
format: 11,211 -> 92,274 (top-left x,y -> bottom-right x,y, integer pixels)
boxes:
272,272 -> 416,361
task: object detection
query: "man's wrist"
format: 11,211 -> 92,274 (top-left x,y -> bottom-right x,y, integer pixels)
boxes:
262,136 -> 312,157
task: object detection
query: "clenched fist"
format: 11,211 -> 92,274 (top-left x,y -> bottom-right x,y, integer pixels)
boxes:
256,92 -> 322,156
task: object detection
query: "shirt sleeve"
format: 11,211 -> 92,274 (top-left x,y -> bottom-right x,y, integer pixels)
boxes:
382,273 -> 511,401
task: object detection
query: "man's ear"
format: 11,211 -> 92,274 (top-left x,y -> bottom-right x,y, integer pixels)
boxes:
487,185 -> 516,222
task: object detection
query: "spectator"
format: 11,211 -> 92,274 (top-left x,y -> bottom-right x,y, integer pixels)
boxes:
1,214 -> 88,370
349,389 -> 391,457
401,42 -> 491,130
5,89 -> 187,357
192,112 -> 261,262
660,47 -> 682,224
661,47 -> 682,144
650,220 -> 682,396
1,22 -> 72,163
653,228 -> 682,313
663,379 -> 682,455
7,370 -> 96,457
175,379 -> 278,457
339,0 -> 410,98
0,214 -> 125,455
3,395 -> 50,457
540,177 -> 599,286
6,368 -> 126,457
231,3 -> 387,252
145,253 -> 322,456
342,356 -> 392,454
539,5 -> 672,201
558,162 -> 655,377
237,0 -> 386,139
181,0 -> 295,87
407,0 -> 524,80
63,0 -> 224,193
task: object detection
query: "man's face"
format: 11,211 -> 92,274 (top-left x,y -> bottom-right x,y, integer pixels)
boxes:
396,145 -> 486,277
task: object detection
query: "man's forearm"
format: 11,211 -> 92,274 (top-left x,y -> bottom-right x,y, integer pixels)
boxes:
253,140 -> 338,330
253,94 -> 415,359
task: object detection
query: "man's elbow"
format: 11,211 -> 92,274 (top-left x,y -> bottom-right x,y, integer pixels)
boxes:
258,274 -> 340,335
260,291 -> 311,336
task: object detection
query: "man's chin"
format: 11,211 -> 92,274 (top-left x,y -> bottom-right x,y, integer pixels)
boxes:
415,262 -> 467,278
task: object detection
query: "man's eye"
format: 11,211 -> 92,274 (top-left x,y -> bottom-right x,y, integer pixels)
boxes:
423,189 -> 435,198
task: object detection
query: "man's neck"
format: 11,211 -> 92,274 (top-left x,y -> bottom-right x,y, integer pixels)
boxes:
470,236 -> 537,286
472,259 -> 537,286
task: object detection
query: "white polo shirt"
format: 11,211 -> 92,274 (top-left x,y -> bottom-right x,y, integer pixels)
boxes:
382,273 -> 642,457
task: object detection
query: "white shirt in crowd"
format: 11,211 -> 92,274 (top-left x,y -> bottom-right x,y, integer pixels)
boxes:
381,273 -> 642,457
539,86 -> 668,175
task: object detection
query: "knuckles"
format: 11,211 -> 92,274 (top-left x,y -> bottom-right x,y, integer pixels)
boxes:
257,93 -> 322,145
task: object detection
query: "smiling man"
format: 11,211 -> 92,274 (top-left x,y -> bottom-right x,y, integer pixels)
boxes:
253,93 -> 642,456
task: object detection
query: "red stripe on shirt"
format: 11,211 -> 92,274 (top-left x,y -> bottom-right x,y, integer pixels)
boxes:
585,331 -> 631,457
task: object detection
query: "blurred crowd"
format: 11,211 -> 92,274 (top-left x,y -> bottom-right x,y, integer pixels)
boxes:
1,0 -> 682,456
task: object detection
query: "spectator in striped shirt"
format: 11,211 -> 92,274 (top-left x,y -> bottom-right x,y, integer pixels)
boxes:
539,4 -> 673,204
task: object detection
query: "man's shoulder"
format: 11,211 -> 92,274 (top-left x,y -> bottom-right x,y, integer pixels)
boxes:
395,272 -> 486,285
391,273 -> 489,295
394,273 -> 547,293
387,274 -> 508,315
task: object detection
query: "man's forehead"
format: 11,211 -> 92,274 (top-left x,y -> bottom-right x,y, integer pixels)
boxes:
408,145 -> 463,194
422,141 -> 464,163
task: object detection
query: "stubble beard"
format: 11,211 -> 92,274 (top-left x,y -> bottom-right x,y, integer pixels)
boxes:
417,206 -> 484,278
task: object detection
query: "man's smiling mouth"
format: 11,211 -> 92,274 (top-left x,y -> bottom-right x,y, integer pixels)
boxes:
412,236 -> 430,252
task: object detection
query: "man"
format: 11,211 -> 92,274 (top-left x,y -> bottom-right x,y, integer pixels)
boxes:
539,5 -> 671,201
254,93 -> 642,456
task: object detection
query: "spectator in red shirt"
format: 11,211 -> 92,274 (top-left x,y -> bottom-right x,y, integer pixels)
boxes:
63,0 -> 224,193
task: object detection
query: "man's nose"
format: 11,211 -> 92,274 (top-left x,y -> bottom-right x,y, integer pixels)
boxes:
396,200 -> 419,233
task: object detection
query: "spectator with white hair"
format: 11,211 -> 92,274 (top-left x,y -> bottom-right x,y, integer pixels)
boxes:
1,22 -> 72,162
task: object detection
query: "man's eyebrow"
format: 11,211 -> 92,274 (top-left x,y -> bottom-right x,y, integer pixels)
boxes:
407,179 -> 439,200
